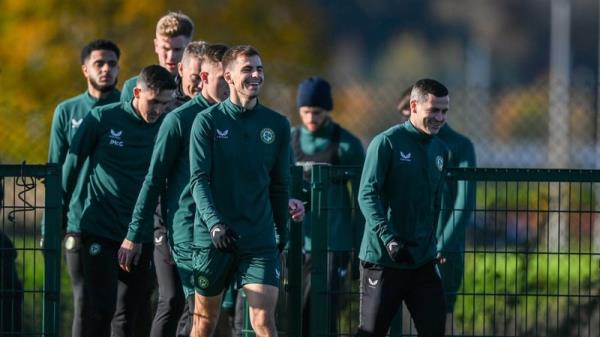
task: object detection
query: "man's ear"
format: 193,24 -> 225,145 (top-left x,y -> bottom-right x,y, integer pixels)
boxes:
81,64 -> 89,79
178,63 -> 184,77
133,87 -> 141,99
410,99 -> 417,114
200,71 -> 209,83
224,70 -> 233,84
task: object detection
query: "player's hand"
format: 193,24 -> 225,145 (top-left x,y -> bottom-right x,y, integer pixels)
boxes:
436,252 -> 446,264
210,223 -> 239,253
118,239 -> 141,272
288,198 -> 305,223
385,237 -> 417,264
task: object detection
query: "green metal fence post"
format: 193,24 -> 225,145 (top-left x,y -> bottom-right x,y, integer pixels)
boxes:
310,165 -> 330,337
287,166 -> 304,337
43,163 -> 61,337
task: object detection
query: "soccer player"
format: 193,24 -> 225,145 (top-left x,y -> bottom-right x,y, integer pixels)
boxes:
355,79 -> 450,337
396,87 -> 476,319
189,45 -> 290,337
291,76 -> 364,336
120,11 -> 194,103
62,65 -> 176,337
119,42 -> 230,337
47,39 -> 121,337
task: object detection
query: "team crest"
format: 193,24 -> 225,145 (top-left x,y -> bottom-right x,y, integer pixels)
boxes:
195,274 -> 210,289
89,243 -> 101,256
436,155 -> 444,171
260,128 -> 275,144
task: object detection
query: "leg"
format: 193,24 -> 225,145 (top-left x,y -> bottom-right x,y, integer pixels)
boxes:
192,292 -> 224,337
111,243 -> 154,337
354,262 -> 403,337
64,233 -> 85,337
174,243 -> 196,337
81,236 -> 120,337
243,284 -> 279,337
0,232 -> 23,337
301,253 -> 311,337
150,232 -> 185,337
232,290 -> 245,337
176,295 -> 195,337
403,262 -> 446,337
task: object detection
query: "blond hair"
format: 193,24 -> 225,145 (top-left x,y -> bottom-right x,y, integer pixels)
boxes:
156,12 -> 194,38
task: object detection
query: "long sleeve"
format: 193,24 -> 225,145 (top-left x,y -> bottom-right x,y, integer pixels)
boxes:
347,138 -> 366,250
269,124 -> 291,245
127,116 -> 181,242
48,106 -> 69,164
358,134 -> 397,245
437,140 -> 476,252
189,113 -> 224,230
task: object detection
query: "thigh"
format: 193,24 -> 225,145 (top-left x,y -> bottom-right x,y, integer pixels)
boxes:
403,262 -> 446,337
238,249 -> 281,289
357,262 -> 404,337
242,283 -> 278,315
173,242 -> 195,299
192,246 -> 236,297
64,233 -> 84,283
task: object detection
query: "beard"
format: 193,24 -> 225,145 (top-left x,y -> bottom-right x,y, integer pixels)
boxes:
90,77 -> 118,93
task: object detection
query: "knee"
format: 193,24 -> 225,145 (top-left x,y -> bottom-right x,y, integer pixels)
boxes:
249,309 -> 276,334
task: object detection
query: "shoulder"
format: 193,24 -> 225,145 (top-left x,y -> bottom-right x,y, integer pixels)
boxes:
123,76 -> 138,87
55,92 -> 87,112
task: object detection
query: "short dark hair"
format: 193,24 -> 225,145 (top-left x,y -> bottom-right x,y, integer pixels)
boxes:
205,43 -> 229,64
80,39 -> 120,64
410,79 -> 448,103
137,65 -> 177,91
222,45 -> 260,70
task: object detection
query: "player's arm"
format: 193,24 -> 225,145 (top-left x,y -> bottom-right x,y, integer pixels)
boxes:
61,109 -> 100,212
357,134 -> 397,245
270,122 -> 291,251
344,136 -> 366,250
126,115 -> 181,243
189,113 -> 225,229
48,105 -> 69,164
437,140 -> 476,253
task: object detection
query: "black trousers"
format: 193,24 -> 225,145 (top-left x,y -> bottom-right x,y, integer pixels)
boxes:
80,234 -> 154,337
355,260 -> 446,337
0,231 -> 22,337
149,227 -> 186,337
64,233 -> 85,337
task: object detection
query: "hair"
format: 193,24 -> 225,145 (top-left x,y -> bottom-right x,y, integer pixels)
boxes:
137,65 -> 177,91
221,45 -> 260,70
80,39 -> 120,64
397,86 -> 412,112
181,41 -> 208,67
204,43 -> 229,64
156,12 -> 194,38
410,79 -> 449,103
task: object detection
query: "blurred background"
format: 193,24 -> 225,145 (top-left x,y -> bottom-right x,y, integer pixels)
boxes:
1,0 -> 600,168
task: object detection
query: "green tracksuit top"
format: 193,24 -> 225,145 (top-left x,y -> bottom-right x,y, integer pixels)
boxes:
120,76 -> 137,104
358,121 -> 449,269
127,94 -> 212,245
121,75 -> 185,106
62,101 -> 165,243
436,124 -> 476,253
47,89 -> 120,234
291,122 -> 365,251
189,99 -> 291,252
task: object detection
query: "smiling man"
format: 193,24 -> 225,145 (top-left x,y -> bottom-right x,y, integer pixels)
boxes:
355,79 -> 450,337
189,45 -> 291,337
62,65 -> 176,337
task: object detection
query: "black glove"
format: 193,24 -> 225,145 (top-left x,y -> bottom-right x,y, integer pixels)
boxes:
385,237 -> 417,264
210,224 -> 239,253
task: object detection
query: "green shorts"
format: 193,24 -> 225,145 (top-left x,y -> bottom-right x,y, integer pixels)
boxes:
172,243 -> 194,298
192,246 -> 281,296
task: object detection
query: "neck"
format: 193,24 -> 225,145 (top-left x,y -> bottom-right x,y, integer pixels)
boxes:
230,91 -> 257,110
88,85 -> 111,100
201,90 -> 216,105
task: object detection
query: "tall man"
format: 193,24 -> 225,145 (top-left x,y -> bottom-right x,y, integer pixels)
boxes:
121,11 -> 194,103
47,39 -> 121,337
189,45 -> 291,337
62,65 -> 176,337
355,79 -> 450,337
291,76 -> 364,336
397,88 -> 476,318
119,42 -> 230,337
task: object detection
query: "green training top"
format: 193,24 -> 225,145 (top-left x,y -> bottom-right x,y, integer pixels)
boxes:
120,76 -> 137,104
189,99 -> 291,252
358,121 -> 449,269
436,124 -> 476,253
127,94 -> 213,245
47,89 -> 120,234
62,101 -> 165,243
291,122 -> 365,251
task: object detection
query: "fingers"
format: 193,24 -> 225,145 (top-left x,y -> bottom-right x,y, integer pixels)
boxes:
118,248 -> 132,272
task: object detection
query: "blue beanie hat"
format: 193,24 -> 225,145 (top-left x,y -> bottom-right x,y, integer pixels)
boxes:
296,76 -> 333,110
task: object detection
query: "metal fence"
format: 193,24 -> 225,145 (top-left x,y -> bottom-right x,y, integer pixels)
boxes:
0,164 -> 61,337
306,165 -> 600,337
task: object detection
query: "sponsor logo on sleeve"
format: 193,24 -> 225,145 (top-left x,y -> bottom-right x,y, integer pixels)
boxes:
71,118 -> 83,129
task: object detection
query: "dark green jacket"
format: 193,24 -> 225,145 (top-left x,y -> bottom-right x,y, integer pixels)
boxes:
436,124 -> 476,253
120,76 -> 137,104
291,122 -> 365,251
189,99 -> 291,252
47,89 -> 120,234
62,101 -> 165,243
127,94 -> 212,245
358,121 -> 449,269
